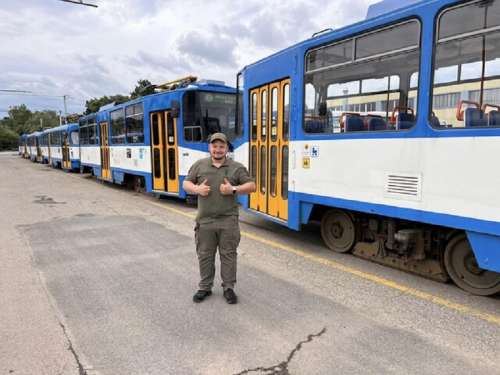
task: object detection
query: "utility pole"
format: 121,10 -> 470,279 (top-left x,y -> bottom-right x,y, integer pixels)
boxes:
63,95 -> 68,124
40,118 -> 43,130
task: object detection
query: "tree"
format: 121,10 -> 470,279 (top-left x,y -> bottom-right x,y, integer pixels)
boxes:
7,105 -> 32,134
0,125 -> 19,151
85,94 -> 129,115
24,110 -> 60,131
130,79 -> 155,99
66,113 -> 81,123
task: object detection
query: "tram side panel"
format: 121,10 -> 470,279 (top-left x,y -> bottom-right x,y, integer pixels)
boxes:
80,145 -> 101,174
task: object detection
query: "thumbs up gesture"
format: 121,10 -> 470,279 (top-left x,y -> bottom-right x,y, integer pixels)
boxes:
197,179 -> 211,196
220,178 -> 234,195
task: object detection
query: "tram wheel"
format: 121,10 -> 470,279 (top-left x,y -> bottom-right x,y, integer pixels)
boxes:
133,176 -> 145,193
444,234 -> 500,296
320,209 -> 356,253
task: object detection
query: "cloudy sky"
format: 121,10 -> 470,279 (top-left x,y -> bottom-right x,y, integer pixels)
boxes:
0,0 -> 378,117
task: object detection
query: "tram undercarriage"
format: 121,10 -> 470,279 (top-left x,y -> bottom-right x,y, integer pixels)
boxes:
319,208 -> 500,296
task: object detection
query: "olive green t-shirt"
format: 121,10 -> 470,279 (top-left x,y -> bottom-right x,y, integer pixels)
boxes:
185,157 -> 253,223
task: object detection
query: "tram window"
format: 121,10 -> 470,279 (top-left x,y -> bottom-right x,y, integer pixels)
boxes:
304,50 -> 419,133
356,21 -> 419,59
270,146 -> 277,196
89,124 -> 97,144
250,146 -> 257,179
251,92 -> 257,141
271,88 -> 278,141
80,118 -> 97,145
70,131 -> 79,146
110,109 -> 125,144
283,84 -> 290,141
125,103 -> 144,143
261,90 -> 267,141
152,114 -> 160,146
260,145 -> 266,193
80,126 -> 88,145
50,131 -> 61,146
432,1 -> 500,129
183,91 -> 238,142
306,39 -> 353,72
439,1 -> 500,40
168,148 -> 176,179
153,149 -> 161,178
304,20 -> 420,134
166,112 -> 175,145
434,66 -> 458,85
328,81 -> 359,97
281,146 -> 288,199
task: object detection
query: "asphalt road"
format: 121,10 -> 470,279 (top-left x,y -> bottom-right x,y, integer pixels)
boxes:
1,152 -> 499,375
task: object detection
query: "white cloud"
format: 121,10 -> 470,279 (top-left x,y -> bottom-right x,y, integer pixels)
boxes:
0,0 -> 377,116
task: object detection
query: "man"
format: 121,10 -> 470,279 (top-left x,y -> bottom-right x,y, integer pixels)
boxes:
183,133 -> 256,304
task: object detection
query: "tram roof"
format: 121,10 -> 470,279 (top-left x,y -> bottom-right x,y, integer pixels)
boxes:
365,0 -> 424,20
83,79 -> 236,118
45,124 -> 69,133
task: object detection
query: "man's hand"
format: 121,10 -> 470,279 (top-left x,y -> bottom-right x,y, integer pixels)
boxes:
197,179 -> 211,196
220,178 -> 234,195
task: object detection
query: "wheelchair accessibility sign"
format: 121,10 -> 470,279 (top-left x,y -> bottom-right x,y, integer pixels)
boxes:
311,145 -> 319,158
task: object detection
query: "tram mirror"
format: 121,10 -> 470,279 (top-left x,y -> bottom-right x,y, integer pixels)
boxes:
171,100 -> 180,118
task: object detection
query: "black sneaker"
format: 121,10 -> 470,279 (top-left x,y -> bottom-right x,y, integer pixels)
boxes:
193,290 -> 212,303
223,288 -> 238,304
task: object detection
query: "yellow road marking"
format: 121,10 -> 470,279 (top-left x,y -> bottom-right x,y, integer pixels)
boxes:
152,201 -> 500,326
150,201 -> 196,219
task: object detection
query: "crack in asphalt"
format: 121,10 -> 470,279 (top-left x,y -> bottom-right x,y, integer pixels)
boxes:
59,322 -> 88,375
233,327 -> 327,375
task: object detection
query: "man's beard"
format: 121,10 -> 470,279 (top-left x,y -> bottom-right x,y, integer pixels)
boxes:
212,154 -> 225,161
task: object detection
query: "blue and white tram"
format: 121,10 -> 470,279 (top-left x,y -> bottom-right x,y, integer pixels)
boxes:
80,76 -> 241,197
46,125 -> 65,168
62,123 -> 80,171
26,132 -> 42,162
236,0 -> 500,295
79,114 -> 99,174
39,130 -> 50,164
19,134 -> 28,158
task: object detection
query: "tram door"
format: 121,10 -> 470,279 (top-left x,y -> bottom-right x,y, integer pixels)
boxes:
36,138 -> 42,161
62,131 -> 71,169
99,122 -> 111,180
47,134 -> 52,164
150,110 -> 179,193
249,79 -> 290,221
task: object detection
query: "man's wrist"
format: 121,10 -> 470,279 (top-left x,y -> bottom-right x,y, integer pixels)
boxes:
232,186 -> 238,195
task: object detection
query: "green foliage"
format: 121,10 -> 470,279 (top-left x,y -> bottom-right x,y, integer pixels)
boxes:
130,79 -> 155,99
24,110 -> 60,131
66,113 -> 81,123
6,104 -> 32,134
0,106 -> 60,150
0,125 -> 20,151
85,94 -> 130,115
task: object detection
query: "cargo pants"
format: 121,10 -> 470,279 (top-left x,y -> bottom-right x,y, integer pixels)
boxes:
194,215 -> 241,291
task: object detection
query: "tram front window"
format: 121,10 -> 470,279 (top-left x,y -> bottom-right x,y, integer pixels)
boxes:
183,91 -> 241,142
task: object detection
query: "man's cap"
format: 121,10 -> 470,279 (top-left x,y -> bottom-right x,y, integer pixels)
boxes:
209,132 -> 227,144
